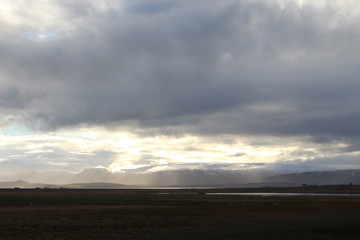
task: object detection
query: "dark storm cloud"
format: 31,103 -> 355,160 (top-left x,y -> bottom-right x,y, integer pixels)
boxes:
0,87 -> 31,109
1,0 -> 360,143
126,0 -> 176,14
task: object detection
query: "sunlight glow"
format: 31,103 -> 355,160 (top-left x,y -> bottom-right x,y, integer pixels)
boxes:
248,150 -> 279,157
0,124 -> 355,174
0,4 -> 11,12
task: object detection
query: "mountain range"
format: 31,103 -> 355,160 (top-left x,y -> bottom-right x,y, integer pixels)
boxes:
1,169 -> 360,188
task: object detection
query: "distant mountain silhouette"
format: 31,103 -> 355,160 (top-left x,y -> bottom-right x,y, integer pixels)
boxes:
0,180 -> 49,188
265,169 -> 360,186
1,169 -> 360,188
62,182 -> 133,189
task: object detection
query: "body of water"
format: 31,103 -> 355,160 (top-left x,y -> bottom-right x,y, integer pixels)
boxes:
206,192 -> 360,197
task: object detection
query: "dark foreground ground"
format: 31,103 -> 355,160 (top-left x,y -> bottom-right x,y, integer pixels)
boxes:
1,186 -> 360,239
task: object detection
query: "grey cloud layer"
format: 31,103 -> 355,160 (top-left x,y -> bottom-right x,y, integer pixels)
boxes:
0,141 -> 117,174
1,0 -> 360,143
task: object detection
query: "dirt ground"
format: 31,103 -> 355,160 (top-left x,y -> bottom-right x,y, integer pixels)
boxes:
0,188 -> 360,239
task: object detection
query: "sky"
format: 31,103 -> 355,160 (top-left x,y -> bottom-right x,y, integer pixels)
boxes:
1,0 -> 360,176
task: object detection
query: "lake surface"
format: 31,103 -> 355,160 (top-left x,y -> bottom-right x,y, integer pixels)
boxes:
206,192 -> 360,197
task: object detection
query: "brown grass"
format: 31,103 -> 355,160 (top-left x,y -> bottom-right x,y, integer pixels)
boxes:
0,188 -> 360,239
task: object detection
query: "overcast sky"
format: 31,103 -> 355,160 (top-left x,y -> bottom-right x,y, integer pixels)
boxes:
1,0 -> 360,176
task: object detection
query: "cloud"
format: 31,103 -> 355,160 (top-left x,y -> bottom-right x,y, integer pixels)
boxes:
0,130 -> 118,174
0,0 -> 359,141
1,0 -> 360,173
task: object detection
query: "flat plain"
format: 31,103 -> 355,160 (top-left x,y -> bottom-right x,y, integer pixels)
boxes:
1,186 -> 360,239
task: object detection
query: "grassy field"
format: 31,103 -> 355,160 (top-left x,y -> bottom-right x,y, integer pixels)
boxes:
0,186 -> 360,239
